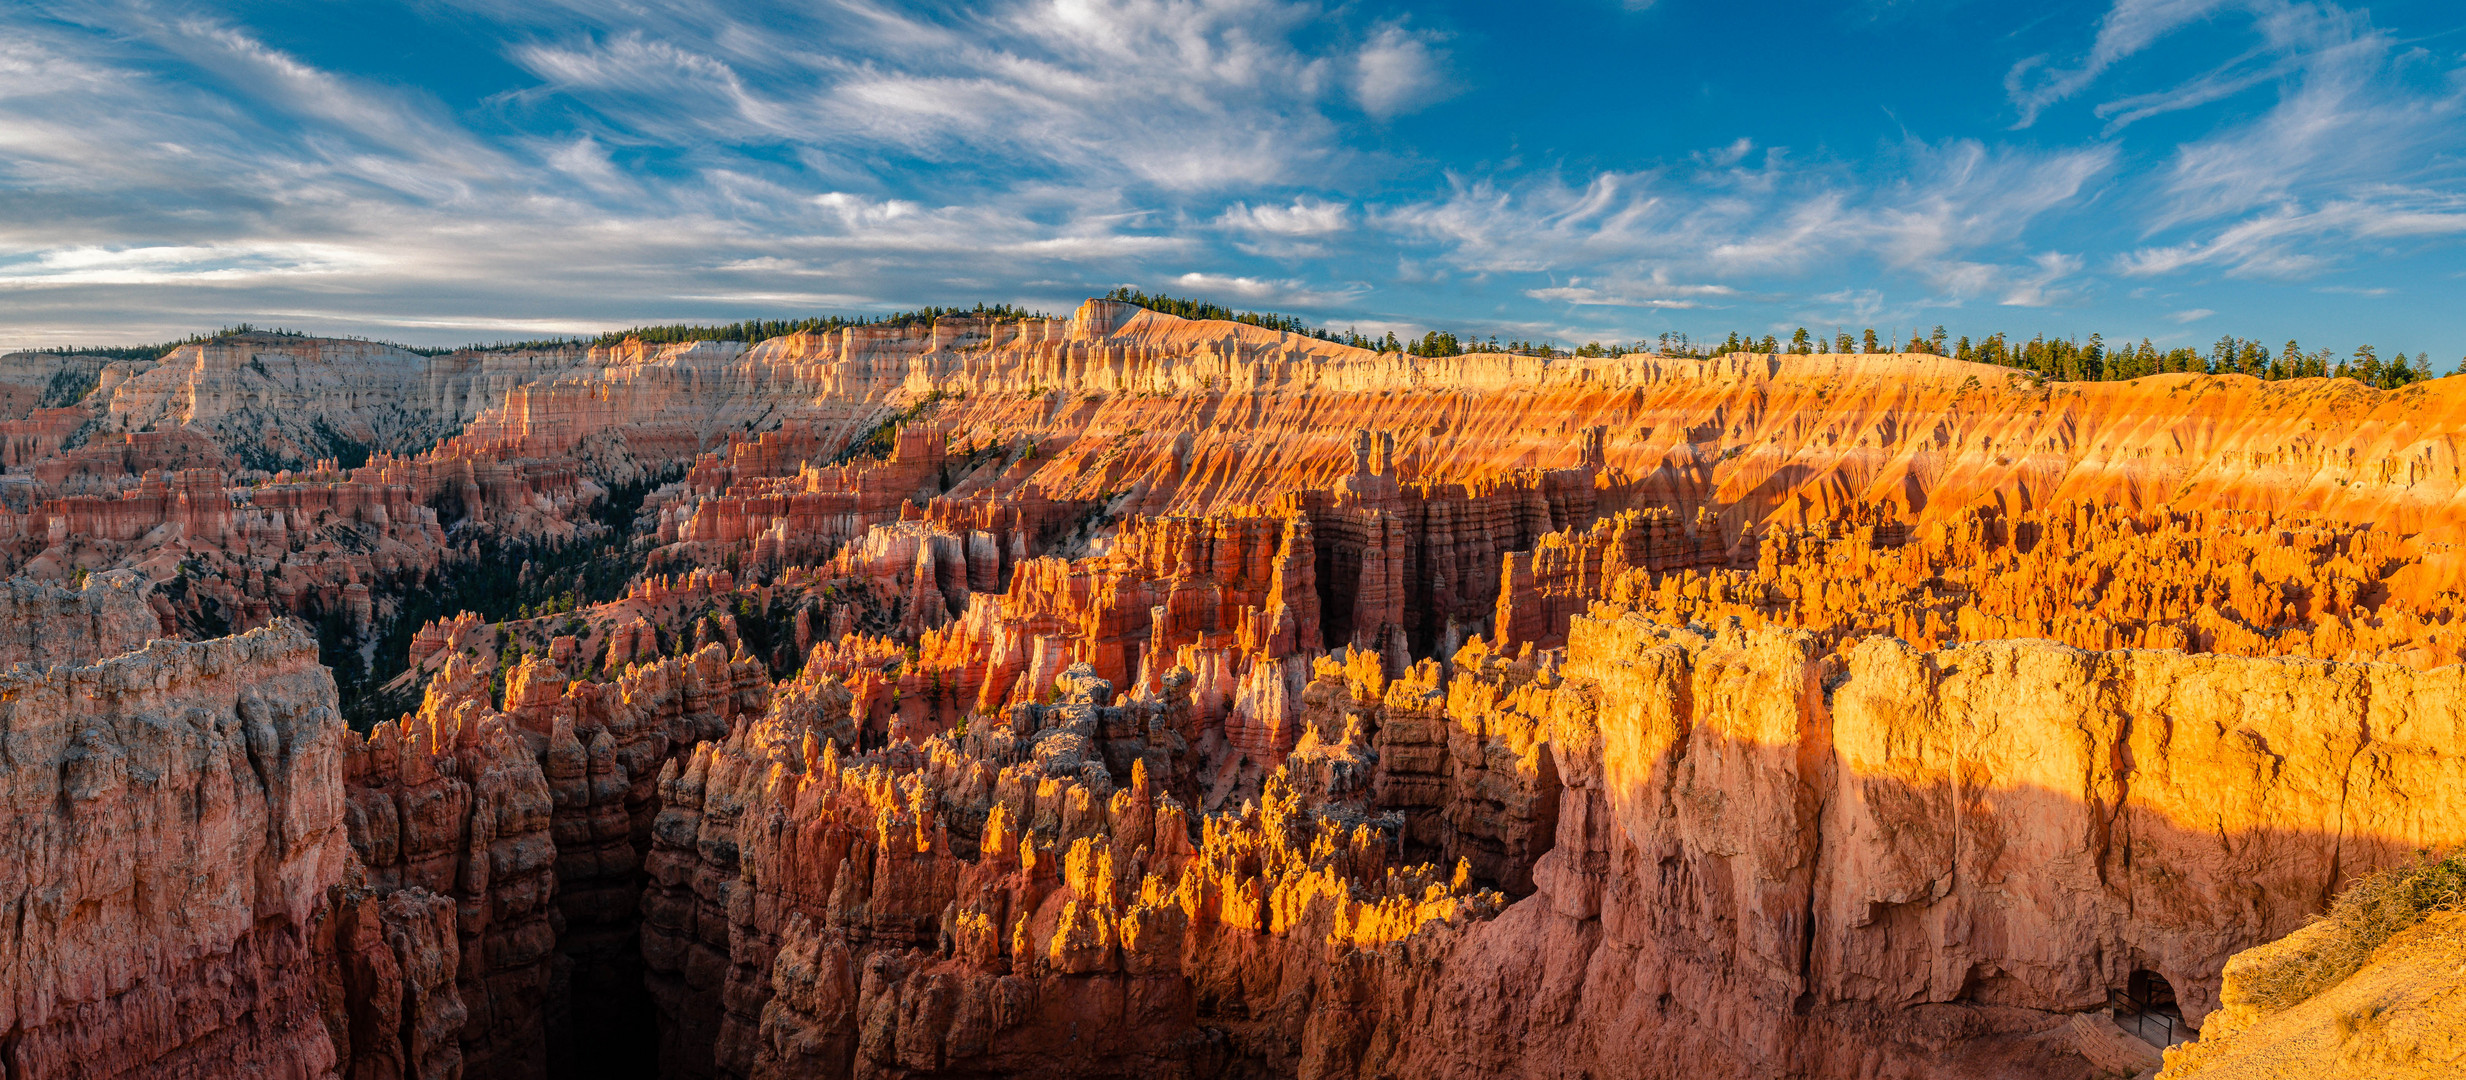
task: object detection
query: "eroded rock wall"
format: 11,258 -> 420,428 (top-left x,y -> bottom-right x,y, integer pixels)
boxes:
344,701 -> 560,1079
0,621 -> 349,1080
11,299 -> 2466,1080
1351,614 -> 2466,1080
0,568 -> 166,665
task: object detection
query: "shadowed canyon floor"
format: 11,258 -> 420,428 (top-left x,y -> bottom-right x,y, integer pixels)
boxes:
2,301 -> 2463,1079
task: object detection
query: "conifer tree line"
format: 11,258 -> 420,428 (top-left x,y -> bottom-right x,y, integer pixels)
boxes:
1331,324 -> 2455,390
1638,325 -> 2453,390
27,323 -> 314,362
1104,291 -> 2457,389
573,303 -> 1048,351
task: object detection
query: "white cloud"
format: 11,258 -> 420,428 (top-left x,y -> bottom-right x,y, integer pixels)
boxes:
1,0 -> 2458,353
1812,288 -> 1889,323
1379,138 -> 2110,310
1998,251 -> 2086,307
1215,198 -> 1350,237
2169,307 -> 2216,323
490,0 -> 1432,195
1167,271 -> 1366,308
1526,272 -> 1737,309
1699,138 -> 1754,168
1351,23 -> 1451,118
1212,197 -> 1352,256
2118,193 -> 2466,277
2010,0 -> 2466,284
2005,0 -> 2235,128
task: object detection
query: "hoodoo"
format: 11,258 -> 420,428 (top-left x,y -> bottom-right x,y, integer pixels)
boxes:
1,302 -> 2461,1079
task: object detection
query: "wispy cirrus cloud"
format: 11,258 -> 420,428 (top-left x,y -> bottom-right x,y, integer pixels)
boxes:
2010,0 -> 2466,285
2118,190 -> 2466,277
1383,137 -> 2112,320
497,0 -> 1450,193
0,0 -> 2460,352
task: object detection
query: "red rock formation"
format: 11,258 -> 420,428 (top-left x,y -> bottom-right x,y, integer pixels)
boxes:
317,864 -> 467,1080
0,406 -> 93,468
1492,505 -> 1726,650
12,299 -> 2466,1080
27,428 -> 232,489
0,568 -> 167,664
0,620 -> 349,1080
345,698 -> 560,1079
0,449 -> 593,643
632,660 -> 1500,1080
1312,612 -> 2466,1079
1565,500 -> 2466,667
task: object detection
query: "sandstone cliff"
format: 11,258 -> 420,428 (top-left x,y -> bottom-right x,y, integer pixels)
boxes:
94,334 -> 589,468
0,350 -> 106,419
1351,614 -> 2466,1078
408,300 -> 2466,549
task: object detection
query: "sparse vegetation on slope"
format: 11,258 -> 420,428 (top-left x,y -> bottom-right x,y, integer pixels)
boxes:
2239,850 -> 2466,1013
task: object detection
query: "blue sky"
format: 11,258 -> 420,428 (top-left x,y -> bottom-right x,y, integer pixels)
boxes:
2,0 -> 2462,359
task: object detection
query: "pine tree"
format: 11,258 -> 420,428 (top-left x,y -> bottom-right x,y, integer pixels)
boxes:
2352,345 -> 2382,387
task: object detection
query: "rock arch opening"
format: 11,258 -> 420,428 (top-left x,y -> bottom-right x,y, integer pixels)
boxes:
2115,968 -> 2190,1047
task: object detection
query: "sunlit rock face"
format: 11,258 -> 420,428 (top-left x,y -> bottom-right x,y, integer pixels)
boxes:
1,301 -> 2462,1079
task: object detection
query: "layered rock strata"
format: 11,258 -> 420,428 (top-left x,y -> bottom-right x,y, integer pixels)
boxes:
1344,614 -> 2466,1078
344,693 -> 560,1079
